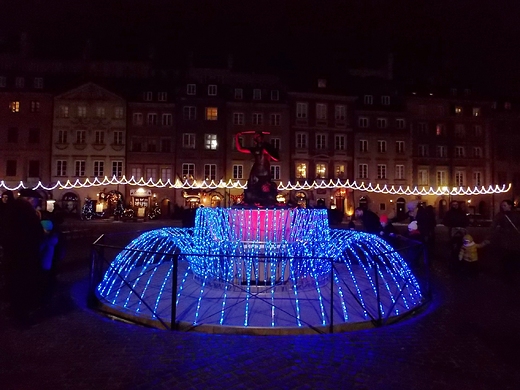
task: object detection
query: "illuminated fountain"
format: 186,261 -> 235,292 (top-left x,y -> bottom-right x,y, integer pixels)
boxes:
94,207 -> 426,334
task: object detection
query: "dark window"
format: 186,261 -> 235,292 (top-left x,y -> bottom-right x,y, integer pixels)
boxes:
161,139 -> 171,153
6,160 -> 16,176
7,127 -> 18,143
28,128 -> 40,143
28,161 -> 40,177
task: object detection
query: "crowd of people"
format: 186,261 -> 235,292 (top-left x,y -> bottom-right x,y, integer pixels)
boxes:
0,189 -> 64,327
352,198 -> 520,279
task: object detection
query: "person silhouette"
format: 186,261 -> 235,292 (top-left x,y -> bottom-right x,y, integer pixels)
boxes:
235,131 -> 280,207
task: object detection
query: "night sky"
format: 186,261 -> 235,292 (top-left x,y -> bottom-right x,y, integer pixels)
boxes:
1,0 -> 519,94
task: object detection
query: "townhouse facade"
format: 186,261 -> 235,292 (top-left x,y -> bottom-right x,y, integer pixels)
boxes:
0,48 -> 517,220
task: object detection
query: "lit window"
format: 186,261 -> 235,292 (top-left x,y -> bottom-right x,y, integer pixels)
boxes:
9,101 -> 20,113
204,134 -> 217,150
472,107 -> 481,117
77,106 -> 87,117
296,163 -> 307,179
205,107 -> 218,120
436,124 -> 446,136
316,163 -> 327,178
59,105 -> 69,118
455,106 -> 463,115
335,164 -> 345,179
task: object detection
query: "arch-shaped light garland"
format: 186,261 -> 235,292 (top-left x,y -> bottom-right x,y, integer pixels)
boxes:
0,176 -> 512,196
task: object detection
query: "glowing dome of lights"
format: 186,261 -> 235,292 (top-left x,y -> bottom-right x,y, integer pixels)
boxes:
95,208 -> 426,334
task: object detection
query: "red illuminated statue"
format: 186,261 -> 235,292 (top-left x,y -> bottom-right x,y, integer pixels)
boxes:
235,131 -> 280,207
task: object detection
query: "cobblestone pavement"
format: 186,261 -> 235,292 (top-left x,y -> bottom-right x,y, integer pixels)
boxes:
1,220 -> 520,390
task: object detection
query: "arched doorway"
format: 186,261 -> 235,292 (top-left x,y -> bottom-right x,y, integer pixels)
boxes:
295,191 -> 307,208
333,188 -> 347,214
359,196 -> 368,210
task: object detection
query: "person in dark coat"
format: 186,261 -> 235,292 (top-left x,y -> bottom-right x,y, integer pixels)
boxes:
443,201 -> 469,236
355,207 -> 382,234
488,199 -> 520,278
3,191 -> 45,326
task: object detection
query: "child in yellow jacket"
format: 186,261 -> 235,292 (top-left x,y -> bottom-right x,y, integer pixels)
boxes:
458,234 -> 486,274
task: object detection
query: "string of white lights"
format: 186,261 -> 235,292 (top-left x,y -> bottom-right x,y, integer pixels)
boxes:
0,176 -> 511,196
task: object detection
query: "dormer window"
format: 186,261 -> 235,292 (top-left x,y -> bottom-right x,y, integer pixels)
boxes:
15,77 -> 24,88
158,92 -> 167,101
34,77 -> 43,89
253,89 -> 261,100
144,91 -> 153,101
381,96 -> 390,105
364,95 -> 373,105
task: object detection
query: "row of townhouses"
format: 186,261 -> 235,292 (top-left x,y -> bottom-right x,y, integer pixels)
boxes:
1,53 -> 519,220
